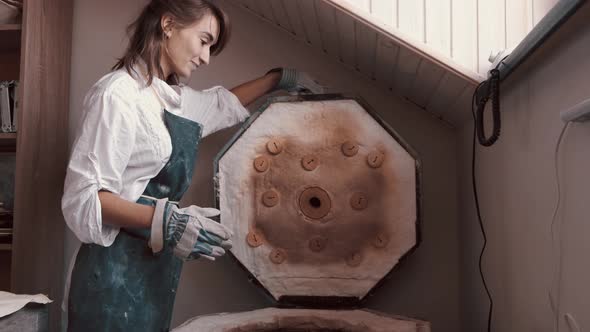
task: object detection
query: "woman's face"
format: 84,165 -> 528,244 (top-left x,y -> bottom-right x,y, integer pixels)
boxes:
162,12 -> 220,79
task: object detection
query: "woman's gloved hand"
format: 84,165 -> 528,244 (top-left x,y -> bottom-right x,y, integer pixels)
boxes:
267,68 -> 327,94
149,198 -> 233,261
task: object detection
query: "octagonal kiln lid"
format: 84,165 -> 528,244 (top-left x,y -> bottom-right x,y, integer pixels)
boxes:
214,95 -> 421,306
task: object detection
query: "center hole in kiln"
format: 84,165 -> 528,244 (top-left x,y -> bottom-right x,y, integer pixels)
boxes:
299,187 -> 331,220
309,197 -> 321,208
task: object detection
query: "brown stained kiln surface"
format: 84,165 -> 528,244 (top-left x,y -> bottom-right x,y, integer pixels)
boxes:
223,313 -> 396,332
248,108 -> 400,266
228,328 -> 366,332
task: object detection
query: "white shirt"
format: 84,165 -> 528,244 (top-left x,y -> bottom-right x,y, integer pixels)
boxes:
61,68 -> 249,247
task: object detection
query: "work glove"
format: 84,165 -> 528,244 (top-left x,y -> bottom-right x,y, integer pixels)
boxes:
267,68 -> 327,95
149,198 -> 232,261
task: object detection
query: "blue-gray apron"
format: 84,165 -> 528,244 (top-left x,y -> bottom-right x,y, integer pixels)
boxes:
68,109 -> 202,332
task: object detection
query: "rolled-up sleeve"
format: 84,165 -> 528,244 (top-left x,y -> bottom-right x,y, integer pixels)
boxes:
180,86 -> 250,138
61,88 -> 138,246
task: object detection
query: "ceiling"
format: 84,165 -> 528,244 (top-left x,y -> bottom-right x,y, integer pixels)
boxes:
231,0 -> 486,126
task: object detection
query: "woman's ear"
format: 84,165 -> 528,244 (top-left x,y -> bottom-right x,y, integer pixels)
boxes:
161,14 -> 174,38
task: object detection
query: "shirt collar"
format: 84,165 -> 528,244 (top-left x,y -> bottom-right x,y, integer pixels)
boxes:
131,60 -> 182,109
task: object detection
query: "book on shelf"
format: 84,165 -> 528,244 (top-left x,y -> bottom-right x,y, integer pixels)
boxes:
0,81 -> 18,133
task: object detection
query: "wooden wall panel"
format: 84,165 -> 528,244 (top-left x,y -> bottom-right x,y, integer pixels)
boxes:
370,0 -> 397,27
451,0 -> 478,72
297,0 -> 324,48
341,0 -> 558,75
409,60 -> 446,108
375,36 -> 400,88
446,84 -> 474,124
392,47 -> 422,98
425,0 -> 451,58
426,72 -> 469,118
281,0 -> 308,42
250,0 -> 276,24
11,0 -> 73,331
335,10 -> 356,65
347,0 -> 370,12
477,0 -> 506,73
506,0 -> 534,49
269,0 -> 294,34
315,0 -> 340,56
355,23 -> 378,78
398,0 -> 425,43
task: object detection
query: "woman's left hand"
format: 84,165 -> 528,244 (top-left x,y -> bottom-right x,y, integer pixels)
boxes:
150,198 -> 233,261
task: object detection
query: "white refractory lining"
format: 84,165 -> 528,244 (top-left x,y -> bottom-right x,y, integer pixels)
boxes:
218,99 -> 418,300
172,308 -> 431,332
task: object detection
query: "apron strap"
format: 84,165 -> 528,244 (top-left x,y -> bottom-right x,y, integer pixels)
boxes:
139,194 -> 179,205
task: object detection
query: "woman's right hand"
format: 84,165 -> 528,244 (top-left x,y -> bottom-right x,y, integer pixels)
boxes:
149,198 -> 233,261
266,68 -> 327,94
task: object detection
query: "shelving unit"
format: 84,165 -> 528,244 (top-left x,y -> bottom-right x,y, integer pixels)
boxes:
0,24 -> 20,29
5,1 -> 74,330
2,3 -> 75,331
0,18 -> 19,292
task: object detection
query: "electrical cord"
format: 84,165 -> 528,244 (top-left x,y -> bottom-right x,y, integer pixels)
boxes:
549,122 -> 571,332
471,81 -> 493,332
470,56 -> 509,332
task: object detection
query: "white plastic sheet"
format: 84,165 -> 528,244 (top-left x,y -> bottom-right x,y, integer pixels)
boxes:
0,291 -> 51,318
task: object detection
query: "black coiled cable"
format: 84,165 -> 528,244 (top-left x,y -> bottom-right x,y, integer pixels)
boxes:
475,68 -> 501,146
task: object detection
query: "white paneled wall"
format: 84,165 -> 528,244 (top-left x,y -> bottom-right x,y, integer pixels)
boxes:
344,0 -> 559,75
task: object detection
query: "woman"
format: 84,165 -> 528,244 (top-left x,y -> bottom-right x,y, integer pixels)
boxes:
61,0 -> 321,330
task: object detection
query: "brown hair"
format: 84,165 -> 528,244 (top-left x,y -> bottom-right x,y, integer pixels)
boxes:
113,0 -> 231,85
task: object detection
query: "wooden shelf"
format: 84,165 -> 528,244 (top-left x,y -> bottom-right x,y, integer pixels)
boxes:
0,24 -> 21,31
0,133 -> 16,152
0,133 -> 16,139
